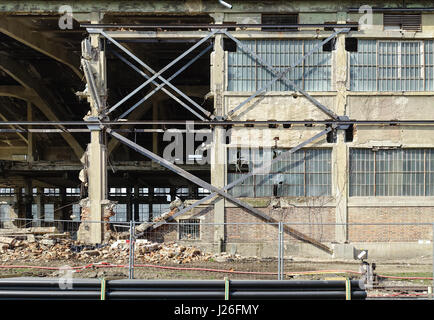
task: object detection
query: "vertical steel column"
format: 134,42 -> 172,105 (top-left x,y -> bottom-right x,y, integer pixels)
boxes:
278,222 -> 285,280
277,222 -> 282,280
129,219 -> 135,279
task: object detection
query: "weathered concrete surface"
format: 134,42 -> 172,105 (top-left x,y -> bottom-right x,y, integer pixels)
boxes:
226,95 -> 336,121
2,1 -> 432,14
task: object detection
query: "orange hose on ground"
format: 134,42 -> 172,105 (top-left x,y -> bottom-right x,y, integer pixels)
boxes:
0,263 -> 431,280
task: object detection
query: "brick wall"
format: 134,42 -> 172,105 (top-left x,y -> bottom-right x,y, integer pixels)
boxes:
225,206 -> 335,243
348,207 -> 434,242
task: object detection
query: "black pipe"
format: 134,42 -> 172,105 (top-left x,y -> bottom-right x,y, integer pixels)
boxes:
0,279 -> 366,300
0,290 -> 367,300
107,291 -> 367,300
107,280 -> 364,290
0,290 -> 101,299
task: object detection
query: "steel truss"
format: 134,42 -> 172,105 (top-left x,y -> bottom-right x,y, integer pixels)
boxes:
89,27 -> 215,121
2,23 -> 366,253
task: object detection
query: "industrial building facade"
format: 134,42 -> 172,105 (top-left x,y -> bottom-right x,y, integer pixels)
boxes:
0,1 -> 434,259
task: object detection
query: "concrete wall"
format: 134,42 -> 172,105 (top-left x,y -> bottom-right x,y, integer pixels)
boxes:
207,9 -> 434,260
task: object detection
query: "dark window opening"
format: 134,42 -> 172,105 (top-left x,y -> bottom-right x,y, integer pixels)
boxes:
326,128 -> 337,143
223,38 -> 237,52
323,38 -> 336,52
261,14 -> 299,31
345,38 -> 358,52
345,124 -> 354,142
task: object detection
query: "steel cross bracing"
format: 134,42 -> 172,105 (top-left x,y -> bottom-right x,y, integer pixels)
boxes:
221,28 -> 350,122
110,45 -> 213,119
106,127 -> 333,253
87,27 -> 216,121
78,26 -> 357,253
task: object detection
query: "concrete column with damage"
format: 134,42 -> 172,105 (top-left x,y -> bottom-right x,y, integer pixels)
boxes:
77,13 -> 113,244
210,13 -> 226,252
332,17 -> 351,258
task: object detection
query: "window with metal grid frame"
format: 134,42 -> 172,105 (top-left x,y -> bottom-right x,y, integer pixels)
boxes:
44,204 -> 54,221
227,148 -> 332,197
349,148 -> 434,196
0,188 -> 14,196
350,40 -> 434,91
178,219 -> 200,240
137,203 -> 150,222
227,39 -> 332,92
0,204 -> 9,228
110,203 -> 127,222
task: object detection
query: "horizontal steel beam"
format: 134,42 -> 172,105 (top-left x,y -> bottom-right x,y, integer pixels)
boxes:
99,30 -> 355,40
1,120 -> 434,127
83,23 -> 358,29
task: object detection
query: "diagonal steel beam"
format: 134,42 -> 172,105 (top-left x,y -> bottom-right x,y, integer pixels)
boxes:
152,127 -> 332,227
223,29 -> 349,120
123,127 -> 333,253
107,36 -> 209,114
94,28 -> 216,119
115,44 -> 213,119
111,50 -> 206,121
106,127 -> 273,220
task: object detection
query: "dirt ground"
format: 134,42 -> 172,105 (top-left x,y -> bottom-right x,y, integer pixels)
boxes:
0,256 -> 432,283
1,251 -> 433,300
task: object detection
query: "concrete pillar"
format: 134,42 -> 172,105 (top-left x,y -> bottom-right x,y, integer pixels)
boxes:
333,30 -> 349,243
211,28 -> 226,252
81,15 -> 109,244
87,129 -> 107,243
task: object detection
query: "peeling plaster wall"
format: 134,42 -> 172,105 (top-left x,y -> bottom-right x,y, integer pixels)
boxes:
226,95 -> 336,121
348,96 -> 434,146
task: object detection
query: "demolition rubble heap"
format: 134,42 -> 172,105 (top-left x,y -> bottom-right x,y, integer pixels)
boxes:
0,203 -> 250,265
0,226 -> 244,265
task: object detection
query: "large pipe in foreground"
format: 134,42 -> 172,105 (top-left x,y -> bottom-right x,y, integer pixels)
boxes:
0,290 -> 367,300
0,279 -> 366,300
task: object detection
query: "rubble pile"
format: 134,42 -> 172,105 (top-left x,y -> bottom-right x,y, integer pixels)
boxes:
0,231 -> 245,265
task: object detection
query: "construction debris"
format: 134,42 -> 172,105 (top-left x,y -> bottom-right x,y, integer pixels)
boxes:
0,226 -> 58,236
0,237 -> 16,246
0,228 -> 248,265
134,198 -> 184,234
